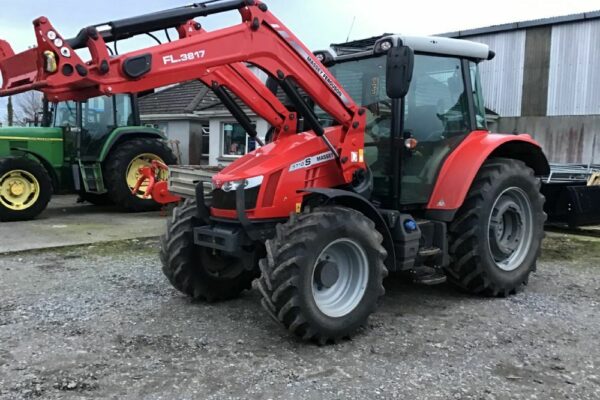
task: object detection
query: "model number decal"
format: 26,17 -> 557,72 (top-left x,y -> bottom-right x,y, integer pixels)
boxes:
163,50 -> 206,65
289,151 -> 335,172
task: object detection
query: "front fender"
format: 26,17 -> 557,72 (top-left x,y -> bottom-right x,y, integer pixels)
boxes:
11,147 -> 60,191
302,188 -> 397,272
427,131 -> 549,216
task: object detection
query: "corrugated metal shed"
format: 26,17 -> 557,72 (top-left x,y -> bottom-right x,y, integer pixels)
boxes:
547,19 -> 600,116
467,31 -> 526,117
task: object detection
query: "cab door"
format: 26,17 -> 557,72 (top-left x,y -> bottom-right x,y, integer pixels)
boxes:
400,55 -> 477,206
79,96 -> 116,160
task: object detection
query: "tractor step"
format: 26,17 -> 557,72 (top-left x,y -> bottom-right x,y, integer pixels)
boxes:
409,266 -> 447,286
79,162 -> 107,194
418,247 -> 442,258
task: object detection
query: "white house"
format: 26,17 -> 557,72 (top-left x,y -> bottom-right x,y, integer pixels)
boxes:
139,72 -> 270,167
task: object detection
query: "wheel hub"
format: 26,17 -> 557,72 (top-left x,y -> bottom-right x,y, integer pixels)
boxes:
311,238 -> 369,318
315,259 -> 340,289
0,170 -> 40,211
9,181 -> 25,196
126,153 -> 166,199
487,187 -> 533,272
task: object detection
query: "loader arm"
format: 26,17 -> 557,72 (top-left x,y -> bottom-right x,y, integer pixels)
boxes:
179,22 -> 297,136
0,0 -> 366,182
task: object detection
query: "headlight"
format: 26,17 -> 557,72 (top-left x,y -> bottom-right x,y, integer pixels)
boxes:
380,40 -> 393,51
43,51 -> 58,73
221,176 -> 264,192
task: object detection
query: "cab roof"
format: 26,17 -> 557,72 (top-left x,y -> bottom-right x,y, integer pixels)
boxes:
382,35 -> 494,61
330,34 -> 494,62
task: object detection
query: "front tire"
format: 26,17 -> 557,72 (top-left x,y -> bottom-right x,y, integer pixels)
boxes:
160,200 -> 258,302
257,206 -> 388,344
104,138 -> 177,212
0,157 -> 52,222
446,158 -> 546,296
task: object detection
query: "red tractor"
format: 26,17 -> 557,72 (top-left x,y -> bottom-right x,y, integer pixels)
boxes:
0,0 -> 548,344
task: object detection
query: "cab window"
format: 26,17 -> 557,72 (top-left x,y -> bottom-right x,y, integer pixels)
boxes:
54,101 -> 77,127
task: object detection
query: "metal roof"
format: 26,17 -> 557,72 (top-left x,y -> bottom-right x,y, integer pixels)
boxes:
439,10 -> 600,38
331,10 -> 600,50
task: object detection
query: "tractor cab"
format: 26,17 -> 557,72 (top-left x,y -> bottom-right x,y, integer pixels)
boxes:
316,35 -> 491,210
52,94 -> 138,161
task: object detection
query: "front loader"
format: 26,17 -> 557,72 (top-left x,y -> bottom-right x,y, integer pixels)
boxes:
0,0 -> 549,343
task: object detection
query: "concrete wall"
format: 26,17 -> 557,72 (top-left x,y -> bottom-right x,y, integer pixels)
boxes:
472,20 -> 600,166
163,120 -> 191,164
188,121 -> 206,165
142,117 -> 199,165
496,116 -> 600,164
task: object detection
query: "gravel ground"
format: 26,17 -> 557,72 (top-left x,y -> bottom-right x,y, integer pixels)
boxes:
0,234 -> 599,400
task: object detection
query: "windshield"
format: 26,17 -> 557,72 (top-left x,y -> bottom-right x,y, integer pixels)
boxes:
54,101 -> 77,128
316,55 -> 389,128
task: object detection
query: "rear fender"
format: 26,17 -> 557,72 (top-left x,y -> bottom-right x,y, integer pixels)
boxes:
302,188 -> 397,272
99,127 -> 166,162
426,131 -> 549,220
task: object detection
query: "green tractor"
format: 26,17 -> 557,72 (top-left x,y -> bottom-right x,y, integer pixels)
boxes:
0,93 -> 177,221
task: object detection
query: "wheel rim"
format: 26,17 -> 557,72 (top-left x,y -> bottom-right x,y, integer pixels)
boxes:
487,187 -> 534,272
126,153 -> 166,199
312,238 -> 369,318
0,170 -> 40,211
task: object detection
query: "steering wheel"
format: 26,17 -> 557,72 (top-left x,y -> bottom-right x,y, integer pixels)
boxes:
365,115 -> 391,141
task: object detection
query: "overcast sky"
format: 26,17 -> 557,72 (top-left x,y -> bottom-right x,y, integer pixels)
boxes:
1,0 -> 599,122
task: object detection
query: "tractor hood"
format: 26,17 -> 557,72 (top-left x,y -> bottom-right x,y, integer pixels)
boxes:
0,126 -> 62,140
210,127 -> 347,220
212,129 -> 342,188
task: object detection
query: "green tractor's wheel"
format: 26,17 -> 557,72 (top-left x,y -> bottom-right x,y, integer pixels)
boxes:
0,157 -> 53,222
104,138 -> 177,212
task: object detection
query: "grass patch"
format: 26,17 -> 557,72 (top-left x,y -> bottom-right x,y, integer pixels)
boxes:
541,233 -> 600,262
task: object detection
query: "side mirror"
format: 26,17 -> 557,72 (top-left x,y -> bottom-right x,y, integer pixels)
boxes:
386,45 -> 414,99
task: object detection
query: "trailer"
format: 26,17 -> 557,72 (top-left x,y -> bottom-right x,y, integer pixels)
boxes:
542,163 -> 600,228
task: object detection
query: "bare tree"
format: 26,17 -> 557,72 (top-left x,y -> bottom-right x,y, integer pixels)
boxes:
7,96 -> 14,126
15,91 -> 43,126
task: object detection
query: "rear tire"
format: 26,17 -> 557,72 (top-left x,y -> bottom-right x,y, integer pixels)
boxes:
446,158 -> 546,296
257,206 -> 387,344
0,157 -> 52,222
160,200 -> 258,302
104,138 -> 177,212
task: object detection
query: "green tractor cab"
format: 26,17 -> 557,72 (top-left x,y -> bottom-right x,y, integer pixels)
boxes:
0,94 -> 177,222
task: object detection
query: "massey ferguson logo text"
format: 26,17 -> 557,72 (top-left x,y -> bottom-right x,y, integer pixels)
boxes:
306,56 -> 344,98
289,151 -> 335,172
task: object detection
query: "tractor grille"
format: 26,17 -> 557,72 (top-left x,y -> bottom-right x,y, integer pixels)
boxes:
211,187 -> 260,211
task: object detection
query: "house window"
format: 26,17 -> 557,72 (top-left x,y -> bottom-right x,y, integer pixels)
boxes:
201,125 -> 210,157
222,122 -> 257,157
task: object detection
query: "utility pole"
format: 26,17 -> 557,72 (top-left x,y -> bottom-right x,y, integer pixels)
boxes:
7,96 -> 14,126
